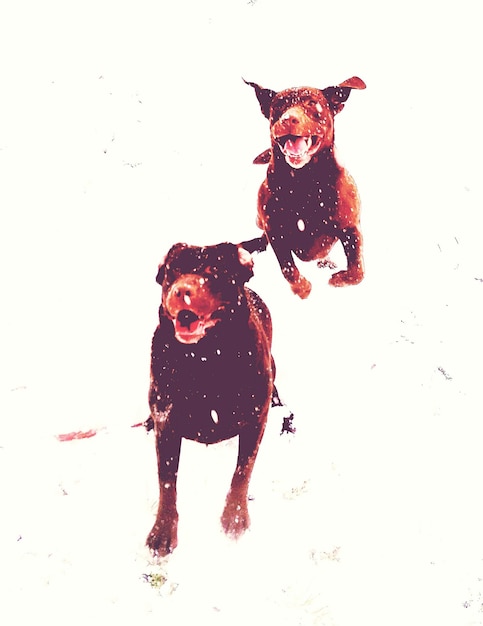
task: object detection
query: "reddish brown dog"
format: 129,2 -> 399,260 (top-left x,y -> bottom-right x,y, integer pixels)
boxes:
146,241 -> 274,556
245,77 -> 366,298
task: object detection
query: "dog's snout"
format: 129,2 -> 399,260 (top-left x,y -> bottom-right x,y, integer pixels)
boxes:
164,274 -> 213,320
170,275 -> 206,304
281,110 -> 300,125
175,287 -> 191,304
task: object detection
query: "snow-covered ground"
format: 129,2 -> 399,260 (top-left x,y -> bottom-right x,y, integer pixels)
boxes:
1,1 -> 482,624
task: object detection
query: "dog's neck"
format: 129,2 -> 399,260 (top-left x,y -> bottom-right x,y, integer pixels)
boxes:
262,145 -> 343,244
266,145 -> 341,218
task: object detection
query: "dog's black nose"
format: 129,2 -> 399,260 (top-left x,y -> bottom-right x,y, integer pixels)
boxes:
177,309 -> 198,329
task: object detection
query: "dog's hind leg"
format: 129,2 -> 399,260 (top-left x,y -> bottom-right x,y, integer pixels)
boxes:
306,235 -> 338,270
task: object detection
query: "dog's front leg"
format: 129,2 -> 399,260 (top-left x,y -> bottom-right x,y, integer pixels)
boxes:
330,226 -> 364,287
221,421 -> 266,539
269,236 -> 312,298
146,404 -> 181,556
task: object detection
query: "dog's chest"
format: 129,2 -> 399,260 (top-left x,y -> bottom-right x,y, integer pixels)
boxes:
175,341 -> 258,384
152,326 -> 265,403
151,329 -> 268,441
267,156 -> 340,239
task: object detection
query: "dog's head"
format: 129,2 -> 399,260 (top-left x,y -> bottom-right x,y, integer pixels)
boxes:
245,77 -> 365,169
156,242 -> 254,344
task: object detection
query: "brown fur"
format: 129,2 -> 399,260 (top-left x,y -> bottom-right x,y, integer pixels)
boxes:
245,77 -> 366,298
146,241 -> 274,556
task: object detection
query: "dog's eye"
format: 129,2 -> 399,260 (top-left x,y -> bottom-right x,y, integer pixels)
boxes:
270,99 -> 289,121
307,99 -> 324,117
270,107 -> 283,122
167,264 -> 184,278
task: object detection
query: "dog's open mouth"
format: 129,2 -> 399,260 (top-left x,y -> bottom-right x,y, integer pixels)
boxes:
174,309 -> 221,344
277,135 -> 324,168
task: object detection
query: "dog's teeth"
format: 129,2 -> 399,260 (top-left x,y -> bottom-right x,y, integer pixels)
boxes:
210,409 -> 219,424
297,219 -> 306,232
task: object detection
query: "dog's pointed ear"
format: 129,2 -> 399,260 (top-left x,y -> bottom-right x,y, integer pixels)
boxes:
155,243 -> 188,284
243,78 -> 276,119
323,77 -> 366,114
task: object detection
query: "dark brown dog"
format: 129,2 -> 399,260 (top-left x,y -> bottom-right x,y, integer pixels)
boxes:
146,241 -> 275,556
245,77 -> 366,298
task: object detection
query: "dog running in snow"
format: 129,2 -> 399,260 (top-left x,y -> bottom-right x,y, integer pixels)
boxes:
146,240 -> 280,556
245,76 -> 366,298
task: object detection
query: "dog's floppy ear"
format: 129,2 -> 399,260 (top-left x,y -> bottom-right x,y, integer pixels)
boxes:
323,76 -> 366,114
243,78 -> 276,119
155,243 -> 188,284
155,261 -> 166,285
253,148 -> 272,164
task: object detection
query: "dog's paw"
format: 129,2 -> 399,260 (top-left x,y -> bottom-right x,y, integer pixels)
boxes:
290,276 -> 312,299
329,269 -> 364,287
317,257 -> 337,270
146,517 -> 178,557
221,502 -> 250,539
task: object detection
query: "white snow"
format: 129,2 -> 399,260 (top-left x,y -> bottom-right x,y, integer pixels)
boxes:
1,1 -> 482,625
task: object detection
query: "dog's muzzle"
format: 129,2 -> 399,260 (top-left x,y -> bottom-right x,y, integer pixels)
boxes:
164,275 -> 224,344
276,134 -> 325,169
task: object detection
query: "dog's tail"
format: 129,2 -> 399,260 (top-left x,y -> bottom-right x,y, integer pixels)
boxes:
272,385 -> 296,435
239,234 -> 268,254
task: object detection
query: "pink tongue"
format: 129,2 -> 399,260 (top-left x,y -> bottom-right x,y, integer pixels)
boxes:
175,318 -> 201,335
284,137 -> 308,156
